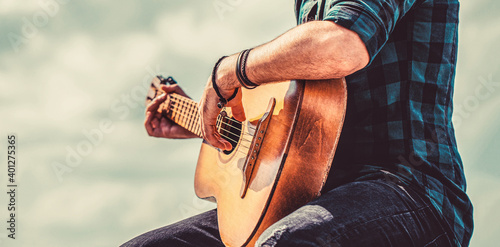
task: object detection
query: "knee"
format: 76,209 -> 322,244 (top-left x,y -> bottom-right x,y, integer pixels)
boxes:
256,227 -> 340,247
120,236 -> 174,247
255,205 -> 338,247
120,230 -> 184,247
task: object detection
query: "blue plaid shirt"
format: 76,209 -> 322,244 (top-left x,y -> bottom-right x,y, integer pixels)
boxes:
295,0 -> 473,246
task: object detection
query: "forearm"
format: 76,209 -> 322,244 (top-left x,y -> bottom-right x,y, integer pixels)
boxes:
218,20 -> 369,91
200,21 -> 369,149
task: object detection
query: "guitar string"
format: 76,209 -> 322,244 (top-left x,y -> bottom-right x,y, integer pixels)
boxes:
167,106 -> 254,145
168,95 -> 257,131
219,126 -> 249,148
167,103 -> 257,139
218,122 -> 253,142
167,100 -> 255,141
152,90 -> 253,155
168,98 -> 204,135
162,95 -> 256,147
168,97 -> 257,133
217,132 -> 251,151
168,98 -> 199,133
168,105 -> 254,143
148,90 -> 201,136
169,96 -> 254,131
167,106 -> 197,134
164,102 -> 202,136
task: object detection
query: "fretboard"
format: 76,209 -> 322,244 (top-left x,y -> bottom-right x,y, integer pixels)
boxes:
147,75 -> 242,149
163,94 -> 203,137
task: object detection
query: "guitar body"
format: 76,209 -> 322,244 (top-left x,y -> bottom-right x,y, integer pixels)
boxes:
194,78 -> 347,246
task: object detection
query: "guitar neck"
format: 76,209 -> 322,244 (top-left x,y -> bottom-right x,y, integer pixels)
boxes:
148,75 -> 230,139
161,93 -> 203,138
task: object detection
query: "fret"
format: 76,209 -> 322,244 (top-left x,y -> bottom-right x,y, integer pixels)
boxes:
180,101 -> 185,127
179,98 -> 186,127
173,110 -> 179,124
176,103 -> 182,124
187,101 -> 194,132
184,99 -> 192,130
193,104 -> 201,137
166,94 -> 203,138
184,100 -> 190,131
186,102 -> 192,132
148,77 -> 205,138
193,104 -> 200,136
191,101 -> 200,136
171,100 -> 178,122
181,101 -> 186,128
187,101 -> 193,130
196,118 -> 201,137
183,107 -> 189,129
174,99 -> 181,124
189,102 -> 197,132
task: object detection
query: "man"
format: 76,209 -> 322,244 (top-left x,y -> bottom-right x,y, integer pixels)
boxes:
124,0 -> 473,246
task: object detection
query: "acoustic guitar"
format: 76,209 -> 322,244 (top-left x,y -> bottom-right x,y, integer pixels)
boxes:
146,75 -> 347,246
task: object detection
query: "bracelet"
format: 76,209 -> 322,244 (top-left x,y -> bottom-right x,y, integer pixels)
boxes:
236,49 -> 259,89
212,56 -> 239,109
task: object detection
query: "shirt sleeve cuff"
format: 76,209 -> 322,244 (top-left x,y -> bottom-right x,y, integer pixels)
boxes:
323,2 -> 389,65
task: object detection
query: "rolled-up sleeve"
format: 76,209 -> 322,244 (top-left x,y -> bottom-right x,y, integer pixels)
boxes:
323,0 -> 417,63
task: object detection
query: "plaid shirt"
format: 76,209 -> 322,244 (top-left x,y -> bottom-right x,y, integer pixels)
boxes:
295,0 -> 473,246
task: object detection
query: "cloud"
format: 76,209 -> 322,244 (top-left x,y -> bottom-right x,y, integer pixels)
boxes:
466,172 -> 500,247
0,0 -> 498,247
0,0 -> 41,15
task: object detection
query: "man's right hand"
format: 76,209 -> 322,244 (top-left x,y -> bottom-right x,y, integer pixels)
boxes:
144,84 -> 199,139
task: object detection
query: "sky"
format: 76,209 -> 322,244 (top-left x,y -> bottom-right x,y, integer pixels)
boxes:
0,0 -> 499,246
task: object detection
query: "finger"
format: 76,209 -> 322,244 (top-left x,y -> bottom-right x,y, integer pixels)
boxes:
146,93 -> 167,114
199,106 -> 230,150
161,85 -> 189,98
216,132 -> 232,151
146,118 -> 164,139
160,117 -> 170,138
154,112 -> 162,120
199,110 -> 218,148
230,100 -> 246,122
151,117 -> 160,129
198,81 -> 232,150
204,124 -> 231,151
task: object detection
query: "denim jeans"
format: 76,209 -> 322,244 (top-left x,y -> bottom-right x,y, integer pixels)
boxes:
121,179 -> 454,247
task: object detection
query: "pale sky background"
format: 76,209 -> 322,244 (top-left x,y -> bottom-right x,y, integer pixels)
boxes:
0,0 -> 498,246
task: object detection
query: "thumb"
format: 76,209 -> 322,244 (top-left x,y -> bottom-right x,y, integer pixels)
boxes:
160,84 -> 188,97
231,100 -> 246,122
160,84 -> 176,93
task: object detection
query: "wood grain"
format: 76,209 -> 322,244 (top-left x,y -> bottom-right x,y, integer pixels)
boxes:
193,78 -> 347,246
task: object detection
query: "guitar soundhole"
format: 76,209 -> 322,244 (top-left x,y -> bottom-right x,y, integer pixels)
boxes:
219,117 -> 242,155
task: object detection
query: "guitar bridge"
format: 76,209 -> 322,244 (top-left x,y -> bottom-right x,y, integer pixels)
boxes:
240,97 -> 276,198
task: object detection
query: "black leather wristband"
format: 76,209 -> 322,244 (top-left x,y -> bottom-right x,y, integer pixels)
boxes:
236,49 -> 258,89
212,56 -> 238,109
